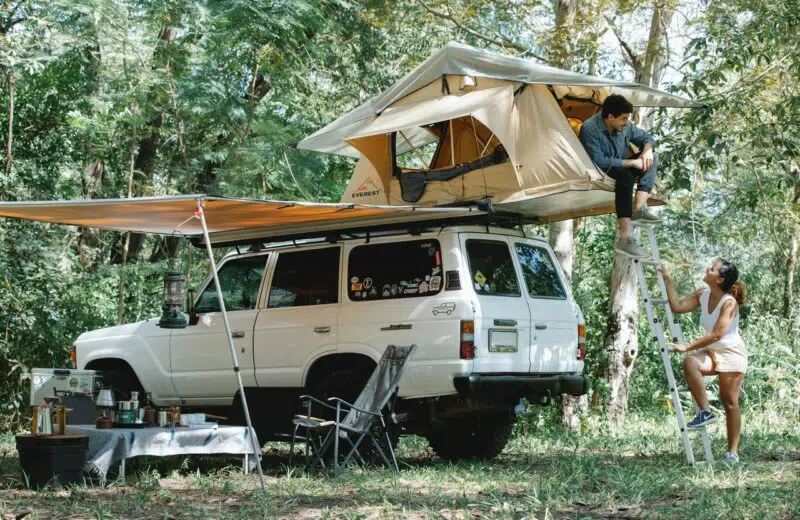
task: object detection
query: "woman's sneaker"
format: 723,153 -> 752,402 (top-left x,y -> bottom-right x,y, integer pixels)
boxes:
687,409 -> 716,429
723,451 -> 740,464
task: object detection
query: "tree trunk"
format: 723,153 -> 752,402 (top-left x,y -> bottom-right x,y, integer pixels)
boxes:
603,251 -> 641,428
4,70 -> 13,179
547,0 -> 587,430
599,2 -> 674,428
117,96 -> 138,325
785,227 -> 798,320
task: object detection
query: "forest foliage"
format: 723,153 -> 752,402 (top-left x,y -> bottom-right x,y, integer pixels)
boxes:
0,0 -> 797,430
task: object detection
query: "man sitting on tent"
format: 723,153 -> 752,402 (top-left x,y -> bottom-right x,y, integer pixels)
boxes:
579,94 -> 661,258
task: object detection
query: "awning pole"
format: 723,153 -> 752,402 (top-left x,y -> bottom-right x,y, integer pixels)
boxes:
195,199 -> 266,493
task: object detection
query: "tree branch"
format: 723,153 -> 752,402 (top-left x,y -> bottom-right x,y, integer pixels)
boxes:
603,15 -> 641,73
416,0 -> 545,62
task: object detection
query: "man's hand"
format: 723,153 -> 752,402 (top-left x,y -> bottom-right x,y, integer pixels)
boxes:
624,157 -> 645,170
656,265 -> 671,280
640,148 -> 654,171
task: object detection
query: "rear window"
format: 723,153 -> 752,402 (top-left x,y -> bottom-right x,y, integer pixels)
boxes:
515,243 -> 567,299
465,240 -> 520,297
347,240 -> 443,301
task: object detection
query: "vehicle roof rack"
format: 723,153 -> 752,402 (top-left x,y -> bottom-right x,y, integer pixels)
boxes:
190,209 -> 539,249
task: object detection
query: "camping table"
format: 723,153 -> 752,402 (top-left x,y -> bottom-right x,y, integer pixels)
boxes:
67,425 -> 259,479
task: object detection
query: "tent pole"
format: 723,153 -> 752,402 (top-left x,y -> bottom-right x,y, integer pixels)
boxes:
195,200 -> 266,493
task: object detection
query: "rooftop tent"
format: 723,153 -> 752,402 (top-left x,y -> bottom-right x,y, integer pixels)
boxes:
297,42 -> 701,222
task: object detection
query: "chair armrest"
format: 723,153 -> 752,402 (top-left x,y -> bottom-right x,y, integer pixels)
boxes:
299,394 -> 338,412
326,397 -> 383,417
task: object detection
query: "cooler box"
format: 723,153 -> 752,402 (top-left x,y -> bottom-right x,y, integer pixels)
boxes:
30,368 -> 103,406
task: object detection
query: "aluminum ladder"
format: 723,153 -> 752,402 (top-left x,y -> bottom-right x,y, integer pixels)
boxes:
633,224 -> 714,465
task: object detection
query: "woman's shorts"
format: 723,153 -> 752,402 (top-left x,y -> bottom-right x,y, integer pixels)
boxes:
704,343 -> 748,374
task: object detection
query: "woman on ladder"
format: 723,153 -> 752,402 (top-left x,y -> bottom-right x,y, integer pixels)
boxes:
658,259 -> 747,464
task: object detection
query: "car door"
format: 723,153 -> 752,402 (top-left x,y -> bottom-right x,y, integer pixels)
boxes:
169,254 -> 268,402
513,240 -> 578,373
460,235 -> 531,374
253,246 -> 341,387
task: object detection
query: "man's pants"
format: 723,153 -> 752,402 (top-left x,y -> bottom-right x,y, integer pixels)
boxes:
605,153 -> 658,219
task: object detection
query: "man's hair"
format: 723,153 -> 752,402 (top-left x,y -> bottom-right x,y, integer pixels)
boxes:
602,95 -> 634,119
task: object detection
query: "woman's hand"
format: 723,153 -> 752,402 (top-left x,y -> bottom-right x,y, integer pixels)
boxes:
669,343 -> 689,353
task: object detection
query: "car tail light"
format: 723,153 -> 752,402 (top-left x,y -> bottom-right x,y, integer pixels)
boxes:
577,323 -> 586,360
70,345 -> 77,368
460,320 -> 475,359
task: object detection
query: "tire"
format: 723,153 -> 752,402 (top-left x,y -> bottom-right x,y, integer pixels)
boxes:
308,365 -> 399,467
426,412 -> 515,461
308,366 -> 372,413
90,363 -> 144,402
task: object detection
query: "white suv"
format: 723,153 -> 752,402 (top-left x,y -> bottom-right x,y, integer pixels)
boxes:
74,223 -> 587,460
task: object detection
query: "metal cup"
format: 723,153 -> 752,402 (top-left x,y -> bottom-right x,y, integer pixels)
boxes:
158,410 -> 168,426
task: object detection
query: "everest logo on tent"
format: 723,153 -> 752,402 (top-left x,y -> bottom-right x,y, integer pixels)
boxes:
352,177 -> 382,198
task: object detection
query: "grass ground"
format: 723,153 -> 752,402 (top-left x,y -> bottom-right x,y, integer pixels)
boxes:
0,410 -> 796,519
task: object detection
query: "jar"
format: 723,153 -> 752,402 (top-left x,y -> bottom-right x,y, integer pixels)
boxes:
143,407 -> 157,426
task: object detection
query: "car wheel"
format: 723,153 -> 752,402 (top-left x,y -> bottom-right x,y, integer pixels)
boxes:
308,365 -> 399,467
98,367 -> 144,402
426,412 -> 514,461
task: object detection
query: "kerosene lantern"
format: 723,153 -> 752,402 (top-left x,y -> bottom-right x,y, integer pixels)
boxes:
158,271 -> 187,328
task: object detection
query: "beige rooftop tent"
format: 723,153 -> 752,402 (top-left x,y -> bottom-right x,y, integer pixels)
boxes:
297,42 -> 701,222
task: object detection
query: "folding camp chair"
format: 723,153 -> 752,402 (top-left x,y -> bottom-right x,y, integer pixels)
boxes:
289,344 -> 416,477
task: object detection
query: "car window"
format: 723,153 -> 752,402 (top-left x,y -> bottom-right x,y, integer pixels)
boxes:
195,255 -> 267,313
465,240 -> 520,297
268,248 -> 340,308
347,239 -> 443,301
515,243 -> 567,299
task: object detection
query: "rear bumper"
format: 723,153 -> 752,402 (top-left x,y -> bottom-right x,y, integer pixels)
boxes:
453,373 -> 588,400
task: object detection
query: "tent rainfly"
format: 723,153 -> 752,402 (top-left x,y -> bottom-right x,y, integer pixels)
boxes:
296,42 -> 701,222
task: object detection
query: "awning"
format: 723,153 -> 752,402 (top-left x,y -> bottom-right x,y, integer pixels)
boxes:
0,195 -> 485,245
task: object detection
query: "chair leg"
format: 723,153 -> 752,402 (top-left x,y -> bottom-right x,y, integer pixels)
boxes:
289,423 -> 300,465
384,430 -> 399,472
369,432 -> 394,471
340,433 -> 369,469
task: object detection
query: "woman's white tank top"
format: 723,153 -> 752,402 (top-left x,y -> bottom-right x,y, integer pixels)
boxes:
699,288 -> 743,347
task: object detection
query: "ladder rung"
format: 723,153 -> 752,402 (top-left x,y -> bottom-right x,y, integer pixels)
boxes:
639,259 -> 661,266
650,298 -> 668,305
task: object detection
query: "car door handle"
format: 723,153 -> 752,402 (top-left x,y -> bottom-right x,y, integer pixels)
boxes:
494,319 -> 517,327
231,331 -> 245,338
535,324 -> 548,330
314,326 -> 331,334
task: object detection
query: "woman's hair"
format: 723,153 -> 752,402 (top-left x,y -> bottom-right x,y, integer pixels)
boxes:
717,258 -> 746,306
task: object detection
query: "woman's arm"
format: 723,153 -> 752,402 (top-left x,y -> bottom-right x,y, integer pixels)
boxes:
671,300 -> 737,353
657,265 -> 701,314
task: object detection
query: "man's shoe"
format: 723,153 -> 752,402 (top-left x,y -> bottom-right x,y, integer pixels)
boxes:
632,205 -> 662,223
614,238 -> 648,258
687,409 -> 717,429
723,451 -> 740,464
